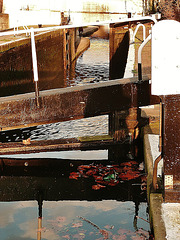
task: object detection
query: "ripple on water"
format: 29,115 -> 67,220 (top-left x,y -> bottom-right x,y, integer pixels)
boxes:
67,38 -> 109,86
30,115 -> 109,140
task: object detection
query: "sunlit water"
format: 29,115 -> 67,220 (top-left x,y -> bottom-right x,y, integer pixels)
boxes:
0,35 -> 152,239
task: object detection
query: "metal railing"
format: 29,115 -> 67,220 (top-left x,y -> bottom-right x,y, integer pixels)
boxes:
0,15 -> 157,106
138,34 -> 152,81
132,23 -> 146,43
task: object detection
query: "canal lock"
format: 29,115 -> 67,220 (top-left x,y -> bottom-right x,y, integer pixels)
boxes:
0,29 -> 153,239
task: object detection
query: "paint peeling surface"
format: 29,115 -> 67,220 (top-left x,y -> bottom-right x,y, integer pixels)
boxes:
161,203 -> 180,240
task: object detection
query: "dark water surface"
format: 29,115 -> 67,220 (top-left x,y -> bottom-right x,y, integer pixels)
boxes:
0,38 -> 152,239
67,38 -> 109,86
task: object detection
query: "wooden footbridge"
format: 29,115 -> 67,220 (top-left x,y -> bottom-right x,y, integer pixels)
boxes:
0,16 -> 179,203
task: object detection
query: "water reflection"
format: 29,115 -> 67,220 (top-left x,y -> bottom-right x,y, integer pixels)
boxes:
0,152 -> 150,240
0,27 -> 152,240
0,200 -> 150,240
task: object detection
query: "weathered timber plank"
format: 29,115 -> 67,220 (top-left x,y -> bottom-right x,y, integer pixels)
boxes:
0,76 -> 160,130
0,137 -> 124,155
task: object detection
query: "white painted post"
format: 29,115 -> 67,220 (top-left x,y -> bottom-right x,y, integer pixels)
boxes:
138,34 -> 151,80
132,23 -> 146,43
30,28 -> 39,106
151,20 -> 180,95
151,20 -> 180,198
30,28 -> 39,82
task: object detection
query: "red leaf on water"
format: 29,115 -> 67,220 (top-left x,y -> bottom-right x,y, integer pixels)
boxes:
92,184 -> 106,190
70,172 -> 79,177
86,169 -> 97,176
119,170 -> 141,181
120,161 -> 138,167
78,165 -> 91,170
69,172 -> 80,180
69,175 -> 78,180
94,176 -> 103,181
108,180 -> 119,186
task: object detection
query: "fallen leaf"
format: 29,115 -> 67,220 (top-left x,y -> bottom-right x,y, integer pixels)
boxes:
92,184 -> 106,190
69,175 -> 78,180
22,138 -> 31,145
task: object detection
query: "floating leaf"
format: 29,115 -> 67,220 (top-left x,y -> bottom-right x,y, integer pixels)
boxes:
69,162 -> 144,189
92,184 -> 106,190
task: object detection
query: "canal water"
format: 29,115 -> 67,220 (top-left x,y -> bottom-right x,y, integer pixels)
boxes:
0,36 -> 152,239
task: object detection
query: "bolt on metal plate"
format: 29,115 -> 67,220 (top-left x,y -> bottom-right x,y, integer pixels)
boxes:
164,175 -> 173,189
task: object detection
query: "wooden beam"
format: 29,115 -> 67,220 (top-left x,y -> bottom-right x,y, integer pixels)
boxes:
0,76 -> 160,130
0,136 -> 130,155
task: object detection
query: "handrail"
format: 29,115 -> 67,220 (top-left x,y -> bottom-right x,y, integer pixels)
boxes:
132,23 -> 146,43
0,15 -> 157,106
0,15 -> 157,37
138,34 -> 152,81
14,25 -> 29,36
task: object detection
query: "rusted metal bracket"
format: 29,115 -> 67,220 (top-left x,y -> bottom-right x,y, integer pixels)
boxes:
152,153 -> 163,190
